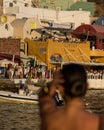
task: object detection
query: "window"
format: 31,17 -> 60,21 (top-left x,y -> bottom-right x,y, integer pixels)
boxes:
50,54 -> 62,62
39,48 -> 46,54
9,2 -> 13,7
5,24 -> 8,30
69,23 -> 75,30
24,3 -> 29,7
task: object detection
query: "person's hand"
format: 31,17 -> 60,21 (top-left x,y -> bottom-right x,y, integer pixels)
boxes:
52,70 -> 64,96
52,70 -> 64,85
39,70 -> 65,99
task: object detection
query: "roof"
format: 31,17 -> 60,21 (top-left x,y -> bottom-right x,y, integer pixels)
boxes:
95,16 -> 104,26
11,18 -> 27,28
72,24 -> 104,39
62,61 -> 104,66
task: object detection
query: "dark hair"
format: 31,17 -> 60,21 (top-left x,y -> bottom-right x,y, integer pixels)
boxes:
61,63 -> 87,98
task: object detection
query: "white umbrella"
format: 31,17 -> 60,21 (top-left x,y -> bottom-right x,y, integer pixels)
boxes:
0,59 -> 15,67
37,61 -> 47,66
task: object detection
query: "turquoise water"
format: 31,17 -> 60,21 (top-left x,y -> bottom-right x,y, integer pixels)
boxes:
0,89 -> 104,130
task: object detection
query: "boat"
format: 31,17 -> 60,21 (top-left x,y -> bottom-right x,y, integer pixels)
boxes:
0,87 -> 65,106
0,90 -> 39,104
0,81 -> 41,104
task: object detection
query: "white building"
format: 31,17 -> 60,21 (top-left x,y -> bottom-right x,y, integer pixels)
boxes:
11,17 -> 41,40
23,17 -> 42,39
3,0 -> 32,16
0,21 -> 13,38
3,0 -> 32,8
4,6 -> 90,29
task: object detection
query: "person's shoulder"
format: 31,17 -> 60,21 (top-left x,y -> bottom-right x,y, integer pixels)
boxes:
82,110 -> 99,126
45,108 -> 65,128
99,114 -> 104,130
85,110 -> 99,120
99,114 -> 104,119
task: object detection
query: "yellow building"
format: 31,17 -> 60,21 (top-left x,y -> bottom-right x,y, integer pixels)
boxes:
24,38 -> 90,69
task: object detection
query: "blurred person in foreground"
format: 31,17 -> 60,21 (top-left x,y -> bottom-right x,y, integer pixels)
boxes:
39,63 -> 104,130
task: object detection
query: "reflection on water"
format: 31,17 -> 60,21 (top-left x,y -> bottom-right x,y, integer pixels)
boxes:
0,103 -> 40,130
0,89 -> 104,130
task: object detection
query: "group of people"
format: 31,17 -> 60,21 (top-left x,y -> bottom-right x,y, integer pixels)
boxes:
34,35 -> 81,43
39,63 -> 104,130
4,63 -> 104,82
87,69 -> 104,79
4,64 -> 51,80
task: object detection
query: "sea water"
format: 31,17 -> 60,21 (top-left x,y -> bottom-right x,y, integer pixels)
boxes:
0,103 -> 40,130
0,89 -> 104,130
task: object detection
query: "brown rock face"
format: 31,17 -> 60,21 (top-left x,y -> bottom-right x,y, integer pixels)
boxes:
0,0 -> 3,16
94,3 -> 104,16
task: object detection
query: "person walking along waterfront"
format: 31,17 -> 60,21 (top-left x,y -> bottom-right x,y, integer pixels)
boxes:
39,63 -> 104,130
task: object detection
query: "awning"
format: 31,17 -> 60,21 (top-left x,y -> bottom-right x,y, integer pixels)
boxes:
72,24 -> 104,39
62,61 -> 104,66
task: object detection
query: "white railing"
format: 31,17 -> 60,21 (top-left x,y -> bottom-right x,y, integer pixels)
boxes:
88,79 -> 104,89
13,79 -> 38,84
12,78 -> 104,89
